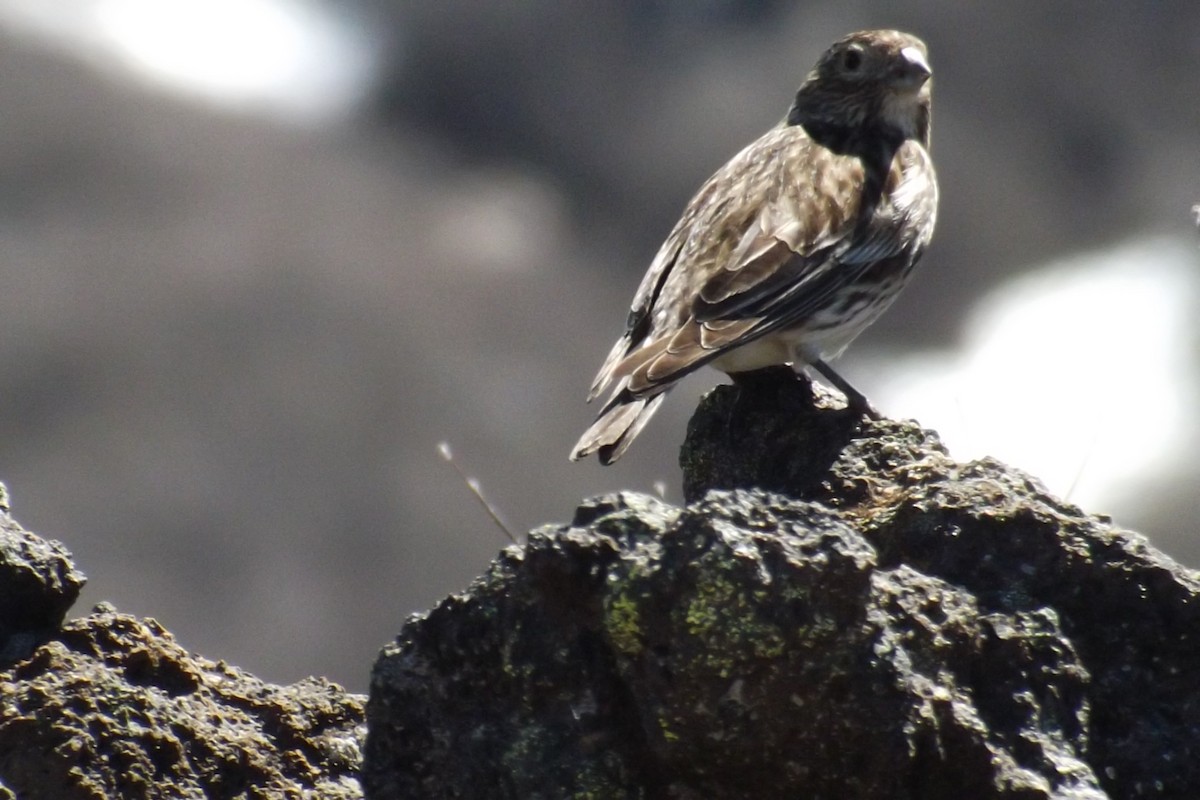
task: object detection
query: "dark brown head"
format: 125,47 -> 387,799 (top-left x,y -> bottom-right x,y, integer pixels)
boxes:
787,30 -> 932,153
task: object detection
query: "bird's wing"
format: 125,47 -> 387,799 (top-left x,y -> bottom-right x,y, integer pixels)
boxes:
612,136 -> 929,396
585,214 -> 689,401
584,130 -> 776,402
705,139 -> 934,338
693,142 -> 905,325
587,126 -> 819,400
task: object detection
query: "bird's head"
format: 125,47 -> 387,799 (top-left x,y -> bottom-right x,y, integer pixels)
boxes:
787,30 -> 932,151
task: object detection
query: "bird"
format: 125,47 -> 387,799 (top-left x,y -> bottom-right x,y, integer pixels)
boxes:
571,29 -> 938,465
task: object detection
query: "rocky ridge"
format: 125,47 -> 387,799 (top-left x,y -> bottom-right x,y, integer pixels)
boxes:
365,371 -> 1200,799
2,370 -> 1198,798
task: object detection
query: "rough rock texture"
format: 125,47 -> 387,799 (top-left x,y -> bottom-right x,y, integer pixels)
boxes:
0,482 -> 86,667
0,498 -> 366,800
365,369 -> 1200,799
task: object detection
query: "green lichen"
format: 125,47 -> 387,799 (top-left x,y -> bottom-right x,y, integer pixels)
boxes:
680,564 -> 787,676
604,593 -> 644,657
658,715 -> 680,743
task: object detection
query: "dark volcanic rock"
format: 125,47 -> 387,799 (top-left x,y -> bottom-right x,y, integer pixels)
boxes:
365,370 -> 1200,799
0,492 -> 366,800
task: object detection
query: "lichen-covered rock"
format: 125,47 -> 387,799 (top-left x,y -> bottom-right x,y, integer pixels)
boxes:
365,371 -> 1200,799
0,605 -> 365,799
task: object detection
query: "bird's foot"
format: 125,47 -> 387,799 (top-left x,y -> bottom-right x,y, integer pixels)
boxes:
810,359 -> 881,420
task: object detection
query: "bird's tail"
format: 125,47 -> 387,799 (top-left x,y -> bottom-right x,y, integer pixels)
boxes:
570,391 -> 667,465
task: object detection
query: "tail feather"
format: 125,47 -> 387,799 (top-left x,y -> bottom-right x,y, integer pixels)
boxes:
570,393 -> 667,464
586,333 -> 633,403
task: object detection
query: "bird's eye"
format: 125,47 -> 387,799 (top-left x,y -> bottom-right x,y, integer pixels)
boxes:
842,48 -> 863,72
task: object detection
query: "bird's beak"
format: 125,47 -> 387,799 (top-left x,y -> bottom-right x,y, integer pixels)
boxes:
893,46 -> 931,90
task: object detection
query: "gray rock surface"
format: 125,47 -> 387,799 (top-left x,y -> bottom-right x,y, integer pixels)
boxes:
365,369 -> 1200,799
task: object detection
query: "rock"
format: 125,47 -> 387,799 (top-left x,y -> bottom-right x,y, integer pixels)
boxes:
0,494 -> 366,799
365,370 -> 1200,799
0,606 -> 366,799
0,484 -> 86,665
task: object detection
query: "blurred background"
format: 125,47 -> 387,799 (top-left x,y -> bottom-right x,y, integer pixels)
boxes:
0,1 -> 1196,692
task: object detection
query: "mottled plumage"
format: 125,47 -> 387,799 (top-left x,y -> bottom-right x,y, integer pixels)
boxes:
572,30 -> 938,464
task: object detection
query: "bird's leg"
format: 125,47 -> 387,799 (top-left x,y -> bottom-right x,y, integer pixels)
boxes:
811,359 -> 881,420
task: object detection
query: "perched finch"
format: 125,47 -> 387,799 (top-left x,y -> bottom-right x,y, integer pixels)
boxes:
572,29 -> 938,464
